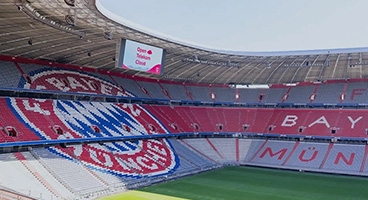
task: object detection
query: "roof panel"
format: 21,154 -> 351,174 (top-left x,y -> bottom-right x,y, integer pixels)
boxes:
0,0 -> 367,85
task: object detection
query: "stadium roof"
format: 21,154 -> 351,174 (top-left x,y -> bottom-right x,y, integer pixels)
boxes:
1,0 -> 368,85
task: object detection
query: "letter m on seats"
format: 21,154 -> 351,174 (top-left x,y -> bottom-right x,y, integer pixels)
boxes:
260,148 -> 288,160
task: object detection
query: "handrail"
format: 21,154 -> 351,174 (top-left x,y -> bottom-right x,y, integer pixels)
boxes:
0,87 -> 367,109
1,132 -> 367,153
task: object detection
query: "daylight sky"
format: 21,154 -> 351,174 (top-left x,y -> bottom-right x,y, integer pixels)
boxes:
98,0 -> 368,52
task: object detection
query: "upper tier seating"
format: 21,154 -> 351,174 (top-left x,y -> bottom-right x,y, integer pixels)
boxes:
18,62 -> 51,75
160,83 -> 191,101
284,85 -> 316,103
136,81 -> 169,99
100,76 -> 147,97
185,85 -> 213,102
0,61 -> 22,88
2,58 -> 368,104
313,83 -> 345,103
262,88 -> 289,103
343,82 -> 368,103
211,87 -> 236,102
237,89 -> 262,103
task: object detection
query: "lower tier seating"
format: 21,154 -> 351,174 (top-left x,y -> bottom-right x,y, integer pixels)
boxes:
1,139 -> 368,200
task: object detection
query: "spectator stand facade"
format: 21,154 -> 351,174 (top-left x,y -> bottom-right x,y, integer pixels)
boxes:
1,55 -> 368,199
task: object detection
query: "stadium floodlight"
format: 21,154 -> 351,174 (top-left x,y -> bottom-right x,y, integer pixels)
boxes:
27,38 -> 32,45
162,75 -> 194,81
64,0 -> 75,7
193,55 -> 200,62
266,62 -> 270,68
183,57 -> 240,67
325,58 -> 330,66
65,15 -> 76,26
104,31 -> 113,40
18,2 -> 85,38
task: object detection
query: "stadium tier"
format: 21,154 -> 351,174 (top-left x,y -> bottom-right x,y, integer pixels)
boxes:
146,105 -> 368,137
2,97 -> 368,142
2,57 -> 368,104
1,56 -> 368,199
3,138 -> 368,199
242,140 -> 368,175
3,0 -> 368,199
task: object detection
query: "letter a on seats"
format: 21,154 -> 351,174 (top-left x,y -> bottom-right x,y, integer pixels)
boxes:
308,116 -> 330,128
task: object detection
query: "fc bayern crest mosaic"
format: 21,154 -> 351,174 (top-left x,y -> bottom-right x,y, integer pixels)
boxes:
9,69 -> 178,177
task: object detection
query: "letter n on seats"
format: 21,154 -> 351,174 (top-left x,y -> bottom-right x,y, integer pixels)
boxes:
334,152 -> 355,166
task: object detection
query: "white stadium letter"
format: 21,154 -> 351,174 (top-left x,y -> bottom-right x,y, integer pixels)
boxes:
281,115 -> 298,127
80,78 -> 97,91
308,116 -> 330,128
67,77 -> 88,90
101,83 -> 113,95
46,77 -> 70,92
347,116 -> 363,129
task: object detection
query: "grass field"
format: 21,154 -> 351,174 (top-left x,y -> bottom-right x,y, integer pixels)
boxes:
101,166 -> 368,200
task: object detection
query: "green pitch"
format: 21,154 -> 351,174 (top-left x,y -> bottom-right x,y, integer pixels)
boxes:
101,166 -> 368,200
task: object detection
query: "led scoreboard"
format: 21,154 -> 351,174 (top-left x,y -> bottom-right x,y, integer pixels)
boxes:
117,39 -> 166,75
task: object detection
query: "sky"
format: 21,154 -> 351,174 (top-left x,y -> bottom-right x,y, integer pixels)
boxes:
98,0 -> 368,52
